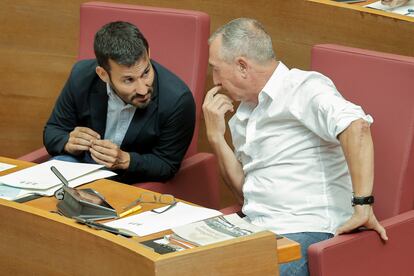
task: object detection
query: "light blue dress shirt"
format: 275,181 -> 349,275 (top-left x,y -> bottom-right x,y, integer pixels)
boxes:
104,83 -> 136,146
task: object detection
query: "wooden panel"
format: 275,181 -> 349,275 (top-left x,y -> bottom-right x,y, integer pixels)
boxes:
0,199 -> 157,275
155,232 -> 279,275
0,197 -> 281,275
0,0 -> 80,158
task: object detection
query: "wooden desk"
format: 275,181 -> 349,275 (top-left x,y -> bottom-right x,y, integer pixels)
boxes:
0,157 -> 300,275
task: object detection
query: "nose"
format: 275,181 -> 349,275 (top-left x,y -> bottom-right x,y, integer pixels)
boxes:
133,79 -> 149,95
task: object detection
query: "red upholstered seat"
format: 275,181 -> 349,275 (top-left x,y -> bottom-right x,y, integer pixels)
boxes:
307,44 -> 414,276
18,2 -> 220,209
220,44 -> 414,275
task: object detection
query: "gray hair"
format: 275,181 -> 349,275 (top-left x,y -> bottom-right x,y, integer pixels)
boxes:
209,18 -> 275,64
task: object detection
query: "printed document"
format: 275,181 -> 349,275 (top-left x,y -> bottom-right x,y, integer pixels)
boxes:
105,202 -> 222,236
0,160 -> 111,190
0,160 -> 116,200
172,214 -> 265,246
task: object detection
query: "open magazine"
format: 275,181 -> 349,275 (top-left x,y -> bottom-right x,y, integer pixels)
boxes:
171,213 -> 266,247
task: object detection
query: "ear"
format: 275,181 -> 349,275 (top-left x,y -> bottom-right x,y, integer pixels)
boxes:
147,47 -> 151,59
95,66 -> 110,83
236,57 -> 248,78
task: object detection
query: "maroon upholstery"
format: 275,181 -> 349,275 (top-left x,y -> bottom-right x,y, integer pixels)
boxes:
308,44 -> 414,276
220,44 -> 414,275
18,2 -> 220,209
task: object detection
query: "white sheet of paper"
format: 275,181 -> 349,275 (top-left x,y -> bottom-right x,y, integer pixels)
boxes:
0,167 -> 116,200
0,160 -> 106,190
105,202 -> 222,236
0,162 -> 16,173
364,0 -> 414,16
0,184 -> 30,200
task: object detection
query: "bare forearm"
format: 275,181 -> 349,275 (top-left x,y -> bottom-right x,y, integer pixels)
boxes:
339,119 -> 374,196
336,120 -> 387,240
210,136 -> 244,204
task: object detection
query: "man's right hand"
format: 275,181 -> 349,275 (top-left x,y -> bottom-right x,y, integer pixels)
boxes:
64,127 -> 101,156
202,85 -> 234,144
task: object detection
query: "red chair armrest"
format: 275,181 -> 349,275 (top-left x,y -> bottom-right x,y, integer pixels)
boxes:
17,147 -> 50,164
135,152 -> 220,209
220,204 -> 243,216
308,210 -> 414,276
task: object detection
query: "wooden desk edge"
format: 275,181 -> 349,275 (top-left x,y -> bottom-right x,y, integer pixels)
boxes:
0,156 -> 301,265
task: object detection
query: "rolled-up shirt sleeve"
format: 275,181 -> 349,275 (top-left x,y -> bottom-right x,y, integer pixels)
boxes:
289,73 -> 373,143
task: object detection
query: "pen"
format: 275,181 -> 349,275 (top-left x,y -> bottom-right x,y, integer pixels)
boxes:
74,216 -> 136,238
119,204 -> 142,218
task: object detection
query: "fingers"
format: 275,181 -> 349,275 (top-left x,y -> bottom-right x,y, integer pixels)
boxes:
368,214 -> 389,241
65,127 -> 101,155
90,139 -> 130,169
335,208 -> 388,241
202,86 -> 235,142
203,86 -> 234,115
90,140 -> 117,161
204,85 -> 223,103
374,223 -> 388,241
335,216 -> 360,236
72,127 -> 100,145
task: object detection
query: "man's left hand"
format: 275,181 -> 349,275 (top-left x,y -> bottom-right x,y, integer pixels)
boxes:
89,140 -> 130,170
335,205 -> 388,241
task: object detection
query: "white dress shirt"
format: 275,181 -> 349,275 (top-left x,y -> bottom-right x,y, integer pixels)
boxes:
104,83 -> 136,146
229,62 -> 373,234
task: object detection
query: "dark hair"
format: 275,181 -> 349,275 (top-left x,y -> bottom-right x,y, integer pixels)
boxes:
94,21 -> 149,72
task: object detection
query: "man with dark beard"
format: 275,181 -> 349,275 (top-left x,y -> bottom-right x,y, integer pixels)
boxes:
44,21 -> 195,183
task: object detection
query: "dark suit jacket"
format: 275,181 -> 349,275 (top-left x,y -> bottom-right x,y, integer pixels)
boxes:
44,59 -> 195,183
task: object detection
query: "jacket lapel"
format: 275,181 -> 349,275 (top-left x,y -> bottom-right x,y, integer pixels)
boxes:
89,80 -> 108,138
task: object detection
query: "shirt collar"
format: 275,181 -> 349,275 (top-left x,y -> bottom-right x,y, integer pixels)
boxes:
260,61 -> 289,101
234,62 -> 289,122
234,101 -> 256,121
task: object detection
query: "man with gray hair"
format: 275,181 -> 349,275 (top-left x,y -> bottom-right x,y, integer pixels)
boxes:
203,18 -> 387,275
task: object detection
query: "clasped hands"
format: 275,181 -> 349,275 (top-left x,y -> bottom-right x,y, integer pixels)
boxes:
64,126 -> 130,170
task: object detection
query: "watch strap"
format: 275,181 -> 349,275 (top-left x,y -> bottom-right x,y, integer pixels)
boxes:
352,195 -> 374,206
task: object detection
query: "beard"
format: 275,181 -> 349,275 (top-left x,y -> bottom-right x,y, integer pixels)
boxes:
129,87 -> 153,109
109,81 -> 153,109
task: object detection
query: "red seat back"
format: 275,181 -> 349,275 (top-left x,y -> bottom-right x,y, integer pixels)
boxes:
311,44 -> 414,220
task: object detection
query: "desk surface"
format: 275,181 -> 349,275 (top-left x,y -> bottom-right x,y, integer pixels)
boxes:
0,156 -> 300,268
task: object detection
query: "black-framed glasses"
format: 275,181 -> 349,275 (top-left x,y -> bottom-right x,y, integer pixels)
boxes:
123,192 -> 177,214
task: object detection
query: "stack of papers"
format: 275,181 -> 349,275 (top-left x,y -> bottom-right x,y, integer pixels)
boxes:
105,202 -> 222,236
0,160 -> 116,201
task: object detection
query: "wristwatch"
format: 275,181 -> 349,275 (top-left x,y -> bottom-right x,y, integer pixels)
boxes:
352,195 -> 374,206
